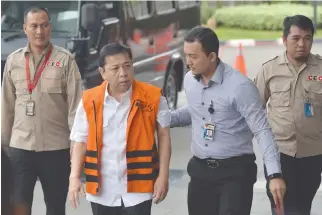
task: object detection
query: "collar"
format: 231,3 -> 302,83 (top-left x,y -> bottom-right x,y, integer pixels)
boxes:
278,51 -> 317,66
100,79 -> 147,105
104,82 -> 133,102
23,42 -> 53,56
193,60 -> 224,84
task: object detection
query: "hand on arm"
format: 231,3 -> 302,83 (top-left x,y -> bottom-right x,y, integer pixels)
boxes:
170,104 -> 192,127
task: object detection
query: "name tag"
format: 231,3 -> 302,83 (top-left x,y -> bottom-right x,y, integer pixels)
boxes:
26,100 -> 35,116
203,123 -> 215,141
304,102 -> 314,117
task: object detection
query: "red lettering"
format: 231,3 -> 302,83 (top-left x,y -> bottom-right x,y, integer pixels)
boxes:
308,75 -> 313,80
55,62 -> 60,67
46,61 -> 51,66
318,76 -> 322,81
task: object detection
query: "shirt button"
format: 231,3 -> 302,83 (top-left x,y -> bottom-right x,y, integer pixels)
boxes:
201,102 -> 204,105
202,117 -> 205,120
205,144 -> 208,147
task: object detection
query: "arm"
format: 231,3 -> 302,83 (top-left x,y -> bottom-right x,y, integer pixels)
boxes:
69,99 -> 88,177
1,59 -> 16,149
254,67 -> 270,106
156,96 -> 171,180
154,96 -> 171,203
69,99 -> 88,208
234,82 -> 281,176
66,57 -> 83,131
170,104 -> 191,127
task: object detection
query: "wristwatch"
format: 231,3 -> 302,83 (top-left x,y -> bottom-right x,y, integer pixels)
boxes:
268,173 -> 283,180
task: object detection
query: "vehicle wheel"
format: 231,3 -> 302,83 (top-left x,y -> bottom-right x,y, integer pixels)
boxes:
164,69 -> 178,110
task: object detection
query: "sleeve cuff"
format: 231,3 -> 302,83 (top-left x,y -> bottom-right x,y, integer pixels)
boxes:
70,131 -> 88,143
265,160 -> 282,176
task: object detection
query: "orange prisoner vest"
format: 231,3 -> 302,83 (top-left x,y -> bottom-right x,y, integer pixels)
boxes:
82,79 -> 162,195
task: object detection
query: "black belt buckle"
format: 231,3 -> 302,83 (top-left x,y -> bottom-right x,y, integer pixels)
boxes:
206,159 -> 219,168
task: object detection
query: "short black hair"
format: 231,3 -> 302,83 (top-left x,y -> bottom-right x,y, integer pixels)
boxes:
283,15 -> 315,37
98,43 -> 133,67
184,26 -> 219,57
24,6 -> 51,23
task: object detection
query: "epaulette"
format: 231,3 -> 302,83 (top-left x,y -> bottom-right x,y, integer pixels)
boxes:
262,56 -> 278,66
54,45 -> 75,59
7,47 -> 24,59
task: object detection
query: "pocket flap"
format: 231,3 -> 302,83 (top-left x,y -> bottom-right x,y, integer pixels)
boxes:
42,68 -> 63,79
304,82 -> 322,94
271,83 -> 291,92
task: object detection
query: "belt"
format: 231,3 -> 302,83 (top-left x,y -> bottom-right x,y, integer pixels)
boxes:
193,154 -> 256,169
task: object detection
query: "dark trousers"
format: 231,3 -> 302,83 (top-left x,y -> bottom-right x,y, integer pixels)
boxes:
9,147 -> 70,215
264,153 -> 322,215
91,199 -> 152,215
187,154 -> 257,215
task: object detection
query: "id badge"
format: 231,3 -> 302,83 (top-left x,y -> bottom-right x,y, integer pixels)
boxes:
203,123 -> 215,141
26,100 -> 35,116
304,102 -> 314,117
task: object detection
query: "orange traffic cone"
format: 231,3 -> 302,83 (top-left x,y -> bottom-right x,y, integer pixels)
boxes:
133,30 -> 141,44
234,43 -> 247,76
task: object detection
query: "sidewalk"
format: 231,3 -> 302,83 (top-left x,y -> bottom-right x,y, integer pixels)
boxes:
219,38 -> 322,47
32,172 -> 322,215
151,173 -> 322,215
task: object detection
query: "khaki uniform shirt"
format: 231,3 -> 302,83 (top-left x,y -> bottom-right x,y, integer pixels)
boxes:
1,43 -> 83,151
255,52 -> 322,158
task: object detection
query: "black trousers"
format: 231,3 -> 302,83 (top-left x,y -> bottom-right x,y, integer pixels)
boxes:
187,154 -> 257,215
264,153 -> 322,215
9,147 -> 70,215
91,199 -> 152,215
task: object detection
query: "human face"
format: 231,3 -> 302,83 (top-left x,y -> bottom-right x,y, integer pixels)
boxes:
283,25 -> 313,62
23,11 -> 51,50
99,52 -> 134,93
184,41 -> 215,76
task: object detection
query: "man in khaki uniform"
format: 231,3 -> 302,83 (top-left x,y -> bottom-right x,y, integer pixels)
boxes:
255,15 -> 322,215
1,6 -> 83,215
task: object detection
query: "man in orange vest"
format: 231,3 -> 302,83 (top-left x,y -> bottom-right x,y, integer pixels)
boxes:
67,43 -> 172,215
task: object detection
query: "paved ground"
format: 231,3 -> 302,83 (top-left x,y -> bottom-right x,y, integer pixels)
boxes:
31,43 -> 322,214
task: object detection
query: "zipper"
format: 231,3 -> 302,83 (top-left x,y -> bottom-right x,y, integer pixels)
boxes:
92,100 -> 100,192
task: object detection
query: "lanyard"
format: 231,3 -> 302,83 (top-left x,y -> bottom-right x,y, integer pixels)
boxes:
25,44 -> 53,94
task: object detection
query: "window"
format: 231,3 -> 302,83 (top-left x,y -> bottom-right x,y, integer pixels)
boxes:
129,1 -> 150,18
178,1 -> 198,9
155,1 -> 175,13
1,1 -> 79,35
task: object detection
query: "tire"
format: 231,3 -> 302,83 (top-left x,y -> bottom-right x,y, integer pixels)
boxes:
163,68 -> 178,110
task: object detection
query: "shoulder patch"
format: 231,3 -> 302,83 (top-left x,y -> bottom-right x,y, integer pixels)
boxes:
54,45 -> 75,59
262,56 -> 278,66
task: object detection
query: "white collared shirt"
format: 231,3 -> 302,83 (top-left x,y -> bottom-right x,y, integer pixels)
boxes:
70,84 -> 171,207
